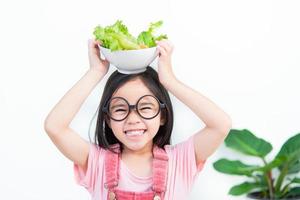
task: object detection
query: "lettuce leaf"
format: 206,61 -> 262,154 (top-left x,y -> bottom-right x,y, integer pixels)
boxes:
93,20 -> 168,51
137,20 -> 168,47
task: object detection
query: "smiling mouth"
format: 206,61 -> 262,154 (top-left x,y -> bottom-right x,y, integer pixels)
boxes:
125,130 -> 146,137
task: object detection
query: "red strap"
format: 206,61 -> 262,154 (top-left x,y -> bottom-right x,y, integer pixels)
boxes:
104,144 -> 120,189
152,145 -> 169,194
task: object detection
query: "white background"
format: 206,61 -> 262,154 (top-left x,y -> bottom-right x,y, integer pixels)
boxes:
0,0 -> 300,199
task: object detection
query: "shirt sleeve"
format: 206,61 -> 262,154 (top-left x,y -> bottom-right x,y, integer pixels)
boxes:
73,143 -> 103,194
169,135 -> 206,187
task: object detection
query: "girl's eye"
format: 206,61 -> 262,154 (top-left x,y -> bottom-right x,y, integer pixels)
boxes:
140,107 -> 152,110
115,109 -> 127,112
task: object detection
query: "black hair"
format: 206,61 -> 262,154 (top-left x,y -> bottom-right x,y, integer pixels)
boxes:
88,66 -> 174,152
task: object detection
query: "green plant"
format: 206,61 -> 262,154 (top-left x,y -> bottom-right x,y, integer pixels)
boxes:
213,129 -> 300,199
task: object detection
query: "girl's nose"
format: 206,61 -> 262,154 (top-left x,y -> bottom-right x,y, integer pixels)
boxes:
126,109 -> 142,123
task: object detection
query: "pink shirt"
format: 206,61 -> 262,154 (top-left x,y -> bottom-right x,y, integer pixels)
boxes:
74,135 -> 206,200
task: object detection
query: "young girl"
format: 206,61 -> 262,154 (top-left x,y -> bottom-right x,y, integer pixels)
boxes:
44,39 -> 232,200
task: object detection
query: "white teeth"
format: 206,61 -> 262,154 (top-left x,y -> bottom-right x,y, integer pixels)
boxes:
125,130 -> 145,136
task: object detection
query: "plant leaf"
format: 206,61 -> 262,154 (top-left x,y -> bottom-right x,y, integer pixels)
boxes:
258,156 -> 286,172
291,177 -> 300,184
275,133 -> 300,173
213,159 -> 262,176
225,129 -> 272,158
286,187 -> 300,197
229,182 -> 264,196
289,160 -> 300,174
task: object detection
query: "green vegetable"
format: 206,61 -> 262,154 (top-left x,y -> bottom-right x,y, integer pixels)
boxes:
93,20 -> 168,51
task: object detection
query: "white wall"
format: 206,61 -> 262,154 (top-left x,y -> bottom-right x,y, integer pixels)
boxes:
0,0 -> 300,199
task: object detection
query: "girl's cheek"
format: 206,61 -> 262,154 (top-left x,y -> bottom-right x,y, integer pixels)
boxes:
148,120 -> 161,133
110,123 -> 123,135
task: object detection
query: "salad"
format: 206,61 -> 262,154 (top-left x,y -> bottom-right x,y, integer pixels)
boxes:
93,20 -> 168,51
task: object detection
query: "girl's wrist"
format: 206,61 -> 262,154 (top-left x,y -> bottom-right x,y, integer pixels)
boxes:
160,74 -> 178,89
89,68 -> 106,77
88,68 -> 106,81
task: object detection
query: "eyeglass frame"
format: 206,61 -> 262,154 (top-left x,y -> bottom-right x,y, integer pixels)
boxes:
102,94 -> 166,121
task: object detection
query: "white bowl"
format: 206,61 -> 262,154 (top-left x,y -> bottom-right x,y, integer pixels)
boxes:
99,45 -> 159,74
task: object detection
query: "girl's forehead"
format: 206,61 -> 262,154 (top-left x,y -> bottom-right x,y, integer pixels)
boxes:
112,79 -> 154,101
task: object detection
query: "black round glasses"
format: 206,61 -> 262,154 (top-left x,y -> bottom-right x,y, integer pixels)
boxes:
102,95 -> 166,121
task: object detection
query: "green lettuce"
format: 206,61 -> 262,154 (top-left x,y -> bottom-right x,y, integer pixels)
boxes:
93,20 -> 168,51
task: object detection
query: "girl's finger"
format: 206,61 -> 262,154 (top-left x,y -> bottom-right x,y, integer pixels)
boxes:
95,40 -> 102,45
157,41 -> 173,53
157,46 -> 167,56
158,39 -> 171,46
158,42 -> 169,54
165,40 -> 174,50
89,39 -> 102,48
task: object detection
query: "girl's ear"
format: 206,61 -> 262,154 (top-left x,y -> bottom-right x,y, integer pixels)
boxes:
160,119 -> 165,126
160,111 -> 166,126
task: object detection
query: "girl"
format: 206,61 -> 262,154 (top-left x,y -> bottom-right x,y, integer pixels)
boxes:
44,39 -> 232,200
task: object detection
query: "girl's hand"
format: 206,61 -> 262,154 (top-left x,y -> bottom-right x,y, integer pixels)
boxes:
155,39 -> 176,85
88,39 -> 110,75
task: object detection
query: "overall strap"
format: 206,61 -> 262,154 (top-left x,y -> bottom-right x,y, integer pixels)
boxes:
104,143 -> 120,190
152,145 -> 169,196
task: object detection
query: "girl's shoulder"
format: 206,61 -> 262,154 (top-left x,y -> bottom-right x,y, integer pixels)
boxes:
164,135 -> 194,152
89,142 -> 120,153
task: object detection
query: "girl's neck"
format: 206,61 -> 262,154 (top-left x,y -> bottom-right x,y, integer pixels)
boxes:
121,144 -> 154,178
122,143 -> 153,158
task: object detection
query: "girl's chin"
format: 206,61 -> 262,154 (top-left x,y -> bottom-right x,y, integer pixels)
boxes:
125,143 -> 146,151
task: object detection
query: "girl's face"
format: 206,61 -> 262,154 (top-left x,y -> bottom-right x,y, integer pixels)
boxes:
106,78 -> 165,154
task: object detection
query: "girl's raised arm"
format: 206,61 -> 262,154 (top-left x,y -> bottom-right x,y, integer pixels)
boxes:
163,77 -> 232,164
44,39 -> 109,170
156,40 -> 232,166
